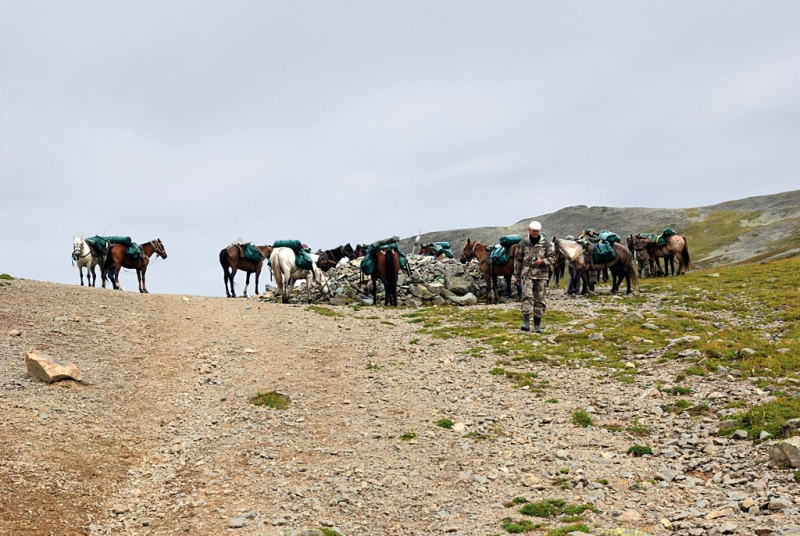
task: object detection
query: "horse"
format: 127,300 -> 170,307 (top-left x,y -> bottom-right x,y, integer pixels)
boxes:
219,244 -> 273,298
72,237 -> 106,287
554,238 -> 639,295
650,235 -> 690,276
548,237 -> 567,288
419,244 -> 446,260
460,239 -> 518,304
270,247 -> 332,304
316,243 -> 356,272
102,239 -> 167,293
373,249 -> 400,306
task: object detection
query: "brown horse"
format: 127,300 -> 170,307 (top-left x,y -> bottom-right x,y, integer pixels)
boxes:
102,239 -> 167,293
373,249 -> 400,306
649,235 -> 690,275
460,239 -> 517,304
219,244 -> 273,298
555,238 -> 639,294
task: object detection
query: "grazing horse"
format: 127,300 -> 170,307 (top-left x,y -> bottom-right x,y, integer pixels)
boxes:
460,239 -> 518,304
102,239 -> 167,293
72,237 -> 105,287
219,244 -> 273,298
271,247 -> 332,304
373,249 -> 400,306
316,243 -> 356,272
554,238 -> 639,295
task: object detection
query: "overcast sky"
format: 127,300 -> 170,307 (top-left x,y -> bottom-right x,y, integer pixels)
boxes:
1,1 -> 798,296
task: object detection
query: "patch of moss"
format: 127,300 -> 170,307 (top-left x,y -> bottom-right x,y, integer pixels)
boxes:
306,305 -> 343,317
627,445 -> 652,457
250,391 -> 290,410
572,409 -> 593,428
434,418 -> 454,429
400,432 -> 417,441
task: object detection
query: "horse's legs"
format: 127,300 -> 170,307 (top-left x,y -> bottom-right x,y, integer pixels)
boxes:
89,265 -> 96,287
79,266 -> 85,286
306,274 -> 313,304
505,276 -> 512,298
243,271 -> 251,298
114,263 -> 122,290
255,268 -> 260,296
222,264 -> 231,298
230,268 -> 238,298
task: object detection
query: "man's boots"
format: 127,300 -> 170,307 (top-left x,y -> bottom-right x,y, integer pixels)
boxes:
534,317 -> 542,333
520,314 -> 531,332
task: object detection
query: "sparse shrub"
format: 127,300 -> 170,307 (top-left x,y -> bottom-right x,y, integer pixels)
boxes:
519,498 -> 597,518
572,409 -> 593,428
400,432 -> 417,441
0,274 -> 14,280
547,524 -> 589,536
501,517 -> 540,533
366,361 -> 380,370
409,338 -> 420,344
250,391 -> 290,410
546,398 -> 558,404
504,497 -> 529,507
685,365 -> 706,376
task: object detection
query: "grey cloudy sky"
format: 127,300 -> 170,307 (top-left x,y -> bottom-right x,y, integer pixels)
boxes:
1,1 -> 798,296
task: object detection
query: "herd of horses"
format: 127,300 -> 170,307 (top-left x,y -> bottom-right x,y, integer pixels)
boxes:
72,230 -> 689,305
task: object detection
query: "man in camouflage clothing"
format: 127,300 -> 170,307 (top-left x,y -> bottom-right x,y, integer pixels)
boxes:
514,221 -> 556,333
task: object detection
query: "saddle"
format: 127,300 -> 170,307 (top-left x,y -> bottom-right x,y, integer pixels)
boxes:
237,243 -> 264,264
586,241 -> 617,265
273,239 -> 313,270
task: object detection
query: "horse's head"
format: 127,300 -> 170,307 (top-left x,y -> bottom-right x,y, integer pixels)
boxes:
460,239 -> 476,264
627,235 -> 635,251
342,243 -> 356,260
555,238 -> 584,263
419,244 -> 432,256
152,239 -> 168,259
73,236 -> 82,253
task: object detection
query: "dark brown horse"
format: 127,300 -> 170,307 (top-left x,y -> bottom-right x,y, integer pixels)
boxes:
102,239 -> 167,293
460,239 -> 518,304
219,244 -> 273,298
373,249 -> 400,306
316,243 -> 356,272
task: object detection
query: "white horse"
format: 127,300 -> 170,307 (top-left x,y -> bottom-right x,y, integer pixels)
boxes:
270,248 -> 332,303
72,236 -> 105,287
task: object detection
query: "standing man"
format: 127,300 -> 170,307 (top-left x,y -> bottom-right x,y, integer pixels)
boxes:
514,221 -> 556,333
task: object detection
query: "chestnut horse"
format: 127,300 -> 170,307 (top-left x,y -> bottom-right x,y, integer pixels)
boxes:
373,249 -> 400,306
219,244 -> 273,298
460,239 -> 518,304
102,239 -> 167,293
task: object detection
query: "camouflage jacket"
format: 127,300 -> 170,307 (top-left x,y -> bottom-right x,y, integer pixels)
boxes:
513,234 -> 556,280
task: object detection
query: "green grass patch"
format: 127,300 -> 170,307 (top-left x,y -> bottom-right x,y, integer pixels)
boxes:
547,524 -> 589,536
409,338 -> 420,344
306,305 -> 342,317
501,518 -> 543,533
316,529 -> 341,536
504,497 -> 529,507
572,409 -> 593,428
366,361 -> 381,370
546,398 -> 558,404
519,499 -> 598,518
662,386 -> 692,395
626,419 -> 651,436
627,445 -> 652,457
464,431 -> 496,441
434,418 -> 454,429
400,432 -> 417,441
719,396 -> 800,439
0,274 -> 14,280
684,365 -> 706,377
250,391 -> 290,410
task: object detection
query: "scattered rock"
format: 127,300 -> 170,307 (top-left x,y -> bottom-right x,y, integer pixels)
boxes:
228,517 -> 246,528
769,437 -> 800,468
731,429 -> 749,440
641,323 -> 658,330
8,329 -> 21,337
24,349 -> 82,383
780,418 -> 800,438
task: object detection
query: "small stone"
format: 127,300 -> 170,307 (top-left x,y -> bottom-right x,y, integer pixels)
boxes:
740,498 -> 755,510
719,521 -> 738,534
625,311 -> 643,321
780,418 -> 800,438
615,510 -> 642,523
760,431 -> 772,440
769,497 -> 792,510
522,475 -> 540,487
678,349 -> 701,358
641,323 -> 658,330
112,505 -> 129,515
660,518 -> 673,530
769,436 -> 800,468
228,517 -> 246,528
731,429 -> 749,440
8,329 -> 21,337
272,517 -> 287,526
452,422 -> 466,433
588,333 -> 604,341
555,449 -> 570,460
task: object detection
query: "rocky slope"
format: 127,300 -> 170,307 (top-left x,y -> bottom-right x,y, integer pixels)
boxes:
399,190 -> 800,267
2,277 -> 799,535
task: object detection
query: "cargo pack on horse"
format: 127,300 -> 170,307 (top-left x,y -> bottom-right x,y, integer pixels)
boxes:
270,247 -> 331,304
102,238 -> 167,293
554,237 -> 638,295
460,239 -> 518,304
650,233 -> 690,275
373,248 -> 400,306
72,236 -> 107,287
219,243 -> 273,298
419,242 -> 454,260
316,243 -> 356,272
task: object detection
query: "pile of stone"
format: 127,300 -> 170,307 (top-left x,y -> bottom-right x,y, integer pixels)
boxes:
260,255 -> 511,306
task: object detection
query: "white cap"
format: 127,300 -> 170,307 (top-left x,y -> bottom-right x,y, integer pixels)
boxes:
529,221 -> 542,231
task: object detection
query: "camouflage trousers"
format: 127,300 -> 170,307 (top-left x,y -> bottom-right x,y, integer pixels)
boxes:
521,278 -> 547,317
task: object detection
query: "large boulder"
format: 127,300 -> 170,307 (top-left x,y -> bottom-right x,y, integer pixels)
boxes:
780,418 -> 800,438
25,350 -> 82,383
444,273 -> 473,296
769,436 -> 800,468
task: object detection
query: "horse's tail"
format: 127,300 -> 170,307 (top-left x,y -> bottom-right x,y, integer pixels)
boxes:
220,248 -> 234,290
682,238 -> 690,269
385,248 -> 398,298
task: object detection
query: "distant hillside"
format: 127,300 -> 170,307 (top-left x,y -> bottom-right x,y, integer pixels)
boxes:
399,189 -> 800,267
